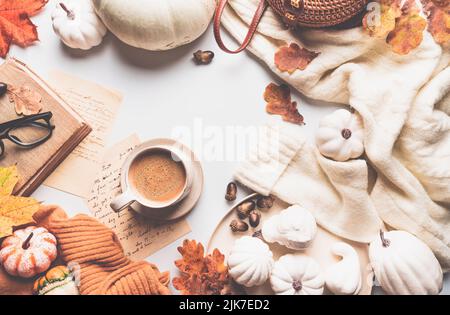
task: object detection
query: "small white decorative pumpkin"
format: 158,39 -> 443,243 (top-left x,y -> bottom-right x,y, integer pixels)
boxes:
262,205 -> 317,250
51,0 -> 107,50
325,242 -> 362,295
316,109 -> 364,162
92,0 -> 216,51
369,230 -> 443,295
0,226 -> 57,278
228,236 -> 274,287
270,254 -> 324,295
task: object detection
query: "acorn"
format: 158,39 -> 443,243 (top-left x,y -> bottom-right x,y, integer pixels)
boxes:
225,182 -> 237,201
256,195 -> 274,209
230,219 -> 249,233
193,50 -> 214,65
236,201 -> 256,219
249,210 -> 261,228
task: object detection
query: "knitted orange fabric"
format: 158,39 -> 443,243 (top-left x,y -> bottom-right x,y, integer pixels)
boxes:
33,205 -> 171,295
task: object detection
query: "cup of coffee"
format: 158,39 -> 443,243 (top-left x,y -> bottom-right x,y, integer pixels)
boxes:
110,141 -> 194,213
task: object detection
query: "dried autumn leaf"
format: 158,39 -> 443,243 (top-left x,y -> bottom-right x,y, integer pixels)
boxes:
423,0 -> 450,45
0,165 -> 19,196
363,0 -> 403,37
264,83 -> 304,125
274,43 -> 319,74
0,0 -> 48,58
0,196 -> 40,238
174,239 -> 207,275
7,84 -> 43,116
387,0 -> 428,55
173,240 -> 231,295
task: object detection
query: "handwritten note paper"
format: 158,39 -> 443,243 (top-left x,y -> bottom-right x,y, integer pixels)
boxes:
44,70 -> 122,198
87,134 -> 191,260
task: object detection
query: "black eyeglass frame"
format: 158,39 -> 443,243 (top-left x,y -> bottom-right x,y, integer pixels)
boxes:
0,111 -> 55,156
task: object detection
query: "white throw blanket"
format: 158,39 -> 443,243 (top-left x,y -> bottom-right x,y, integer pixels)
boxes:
224,0 -> 450,271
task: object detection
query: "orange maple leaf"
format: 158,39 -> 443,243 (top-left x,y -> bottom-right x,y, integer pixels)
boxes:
423,0 -> 450,45
387,0 -> 428,55
0,0 -> 48,58
363,0 -> 403,37
264,83 -> 304,125
173,240 -> 231,295
274,43 -> 319,74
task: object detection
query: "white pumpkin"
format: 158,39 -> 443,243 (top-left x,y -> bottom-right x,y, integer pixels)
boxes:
270,254 -> 324,295
228,236 -> 274,287
262,205 -> 317,250
325,242 -> 362,295
369,231 -> 443,295
92,0 -> 216,51
316,109 -> 364,162
51,0 -> 107,50
0,226 -> 57,278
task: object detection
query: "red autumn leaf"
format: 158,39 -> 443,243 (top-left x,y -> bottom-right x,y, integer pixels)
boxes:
274,43 -> 319,74
422,0 -> 450,45
0,0 -> 48,58
264,83 -> 304,125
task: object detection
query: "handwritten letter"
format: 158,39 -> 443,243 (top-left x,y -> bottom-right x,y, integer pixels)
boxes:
44,70 -> 122,198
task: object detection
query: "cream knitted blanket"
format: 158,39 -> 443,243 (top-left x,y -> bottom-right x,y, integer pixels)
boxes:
224,0 -> 450,271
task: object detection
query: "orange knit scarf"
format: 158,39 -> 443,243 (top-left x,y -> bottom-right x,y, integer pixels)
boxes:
33,206 -> 171,295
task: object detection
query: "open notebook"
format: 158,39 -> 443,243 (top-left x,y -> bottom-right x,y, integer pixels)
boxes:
0,58 -> 91,196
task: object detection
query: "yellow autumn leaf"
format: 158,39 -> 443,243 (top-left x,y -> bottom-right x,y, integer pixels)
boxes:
363,0 -> 402,38
0,165 -> 19,196
387,0 -> 428,55
0,196 -> 40,238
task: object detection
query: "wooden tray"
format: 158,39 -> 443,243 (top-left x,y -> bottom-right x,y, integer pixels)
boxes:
207,193 -> 373,295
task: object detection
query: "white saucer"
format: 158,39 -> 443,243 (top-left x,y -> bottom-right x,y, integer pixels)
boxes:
122,138 -> 204,221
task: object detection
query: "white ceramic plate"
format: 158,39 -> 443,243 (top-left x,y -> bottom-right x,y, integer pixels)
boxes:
207,193 -> 373,295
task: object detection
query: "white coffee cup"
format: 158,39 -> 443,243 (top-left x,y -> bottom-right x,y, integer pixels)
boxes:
110,141 -> 194,213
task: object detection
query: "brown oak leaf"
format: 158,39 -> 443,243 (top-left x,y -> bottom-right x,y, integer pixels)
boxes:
387,0 -> 428,55
423,0 -> 450,45
7,84 -> 43,116
173,240 -> 231,295
0,0 -> 48,58
274,43 -> 319,74
264,83 -> 304,125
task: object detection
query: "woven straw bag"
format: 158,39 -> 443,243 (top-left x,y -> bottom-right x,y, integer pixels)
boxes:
214,0 -> 369,53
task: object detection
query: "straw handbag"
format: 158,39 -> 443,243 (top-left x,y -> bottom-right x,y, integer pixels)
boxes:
214,0 -> 369,53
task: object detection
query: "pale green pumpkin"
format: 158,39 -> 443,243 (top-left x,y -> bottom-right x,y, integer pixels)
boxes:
92,0 -> 216,51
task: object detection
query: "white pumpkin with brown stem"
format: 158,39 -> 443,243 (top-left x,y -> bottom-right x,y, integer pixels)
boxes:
51,0 -> 107,50
92,0 -> 216,51
270,254 -> 324,295
0,226 -> 57,278
369,230 -> 443,295
316,109 -> 364,162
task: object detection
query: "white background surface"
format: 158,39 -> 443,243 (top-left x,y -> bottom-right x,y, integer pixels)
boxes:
9,0 -> 448,294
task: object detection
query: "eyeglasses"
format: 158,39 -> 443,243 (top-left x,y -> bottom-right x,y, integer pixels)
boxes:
0,112 -> 55,157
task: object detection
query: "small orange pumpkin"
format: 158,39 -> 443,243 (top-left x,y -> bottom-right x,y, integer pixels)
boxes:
33,265 -> 79,295
0,226 -> 57,278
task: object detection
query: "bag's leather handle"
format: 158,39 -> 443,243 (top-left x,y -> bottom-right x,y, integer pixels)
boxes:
214,0 -> 268,54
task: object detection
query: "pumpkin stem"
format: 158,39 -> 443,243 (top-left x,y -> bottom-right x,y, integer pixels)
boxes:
341,128 -> 352,140
59,3 -> 75,19
252,230 -> 263,240
292,280 -> 302,291
379,230 -> 390,247
22,232 -> 34,249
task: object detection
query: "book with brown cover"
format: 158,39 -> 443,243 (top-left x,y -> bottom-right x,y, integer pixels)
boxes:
0,58 -> 91,196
